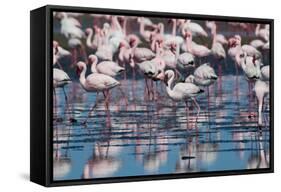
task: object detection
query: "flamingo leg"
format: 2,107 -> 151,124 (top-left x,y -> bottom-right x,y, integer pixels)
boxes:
104,90 -> 110,110
62,87 -> 68,103
53,88 -> 57,117
191,97 -> 201,122
185,100 -> 189,127
83,92 -> 99,125
117,86 -> 128,106
144,77 -> 150,100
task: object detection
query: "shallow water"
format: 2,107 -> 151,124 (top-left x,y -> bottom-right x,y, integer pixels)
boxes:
53,75 -> 270,181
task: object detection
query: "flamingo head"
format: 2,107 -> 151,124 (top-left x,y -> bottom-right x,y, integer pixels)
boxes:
76,61 -> 86,76
85,28 -> 93,34
88,54 -> 98,64
128,35 -> 139,47
183,31 -> 192,39
170,42 -> 177,53
93,25 -> 100,33
234,34 -> 241,44
228,37 -> 237,48
163,70 -> 174,86
118,40 -> 128,49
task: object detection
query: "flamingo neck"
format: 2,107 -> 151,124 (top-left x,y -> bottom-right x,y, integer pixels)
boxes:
90,58 -> 98,73
122,19 -> 127,35
111,16 -> 122,31
86,29 -> 93,48
257,95 -> 264,126
79,65 -> 87,88
255,24 -> 260,35
139,18 -> 145,35
172,21 -> 176,36
159,23 -> 164,35
212,26 -> 217,46
185,37 -> 192,53
166,72 -> 175,94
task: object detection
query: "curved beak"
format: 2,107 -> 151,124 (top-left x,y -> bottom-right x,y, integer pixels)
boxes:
76,67 -> 82,76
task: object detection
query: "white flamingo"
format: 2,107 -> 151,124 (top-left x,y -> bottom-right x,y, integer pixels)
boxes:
181,20 -> 208,37
183,31 -> 211,63
164,70 -> 204,120
239,53 -> 261,80
185,63 -> 217,87
53,68 -> 71,102
56,12 -> 84,39
253,80 -> 269,126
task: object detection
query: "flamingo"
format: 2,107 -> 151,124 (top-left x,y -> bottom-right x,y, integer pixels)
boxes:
85,26 -> 102,51
206,21 -> 227,45
53,68 -> 71,103
239,53 -> 261,80
177,52 -> 195,69
76,61 -> 121,124
206,21 -> 226,80
206,21 -> 226,59
89,54 -> 125,77
233,35 -> 262,59
260,65 -> 269,81
53,41 -> 71,66
129,35 -> 155,69
164,70 -> 204,120
185,63 -> 217,87
138,17 -> 158,43
253,80 -> 269,126
156,22 -> 184,47
250,39 -> 265,49
181,20 -> 208,37
183,31 -> 211,63
255,24 -> 269,42
56,12 -> 84,39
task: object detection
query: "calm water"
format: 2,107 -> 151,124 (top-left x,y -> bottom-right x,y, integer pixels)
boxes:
53,75 -> 270,181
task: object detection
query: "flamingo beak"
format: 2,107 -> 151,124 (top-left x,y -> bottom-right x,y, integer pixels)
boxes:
76,67 -> 82,76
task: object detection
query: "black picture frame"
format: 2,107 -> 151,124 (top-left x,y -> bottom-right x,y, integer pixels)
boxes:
30,4 -> 274,187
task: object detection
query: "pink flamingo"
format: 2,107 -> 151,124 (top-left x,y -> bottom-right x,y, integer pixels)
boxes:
88,54 -> 125,77
183,31 -> 211,64
180,19 -> 208,37
138,17 -> 158,43
253,80 -> 269,126
76,61 -> 121,124
85,26 -> 102,51
129,35 -> 156,77
206,21 -> 226,85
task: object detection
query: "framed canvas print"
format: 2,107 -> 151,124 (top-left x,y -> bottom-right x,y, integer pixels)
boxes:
30,5 -> 274,187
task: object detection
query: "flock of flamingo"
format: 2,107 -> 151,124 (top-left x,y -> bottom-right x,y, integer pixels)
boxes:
53,11 -> 270,127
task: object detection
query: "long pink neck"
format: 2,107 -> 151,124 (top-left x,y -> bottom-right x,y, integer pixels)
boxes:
172,21 -> 176,36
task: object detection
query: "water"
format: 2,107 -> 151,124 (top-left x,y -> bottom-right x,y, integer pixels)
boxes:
53,75 -> 270,181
